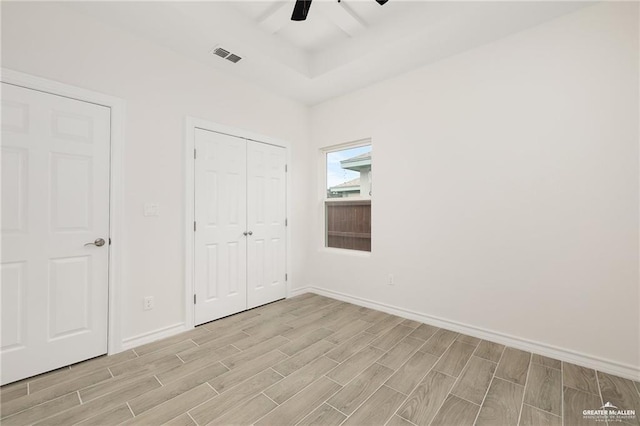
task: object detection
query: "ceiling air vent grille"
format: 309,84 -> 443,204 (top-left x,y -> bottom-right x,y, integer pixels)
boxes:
213,47 -> 230,59
211,46 -> 242,64
226,54 -> 242,64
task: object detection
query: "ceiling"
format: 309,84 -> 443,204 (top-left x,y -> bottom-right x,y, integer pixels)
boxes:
66,1 -> 592,106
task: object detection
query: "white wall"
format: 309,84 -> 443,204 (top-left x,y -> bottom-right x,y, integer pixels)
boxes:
308,3 -> 639,375
1,2 -> 311,343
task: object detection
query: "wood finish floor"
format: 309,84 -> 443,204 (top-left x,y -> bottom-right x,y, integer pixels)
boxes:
1,294 -> 639,426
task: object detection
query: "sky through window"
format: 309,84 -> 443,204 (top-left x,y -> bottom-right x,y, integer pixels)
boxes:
326,145 -> 370,189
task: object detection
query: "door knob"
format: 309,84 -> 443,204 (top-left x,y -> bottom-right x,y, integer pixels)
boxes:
243,232 -> 248,236
247,231 -> 253,236
85,238 -> 106,247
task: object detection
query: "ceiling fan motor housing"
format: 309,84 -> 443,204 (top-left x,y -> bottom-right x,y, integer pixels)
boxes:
292,0 -> 387,21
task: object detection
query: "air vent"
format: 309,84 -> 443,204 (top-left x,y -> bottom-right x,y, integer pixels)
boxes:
212,47 -> 230,59
226,54 -> 242,64
211,46 -> 242,64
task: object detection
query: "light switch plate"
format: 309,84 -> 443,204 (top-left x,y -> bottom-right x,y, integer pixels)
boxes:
144,203 -> 159,217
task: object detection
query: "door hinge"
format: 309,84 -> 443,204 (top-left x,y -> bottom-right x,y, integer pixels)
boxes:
194,221 -> 196,232
285,218 -> 288,227
285,273 -> 288,281
109,238 -> 112,245
194,149 -> 197,159
285,164 -> 288,173
193,294 -> 196,304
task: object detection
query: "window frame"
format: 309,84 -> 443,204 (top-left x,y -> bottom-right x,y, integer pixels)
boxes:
320,139 -> 372,255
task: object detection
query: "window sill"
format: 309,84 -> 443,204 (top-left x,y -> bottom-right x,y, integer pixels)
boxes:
324,198 -> 371,205
318,247 -> 372,258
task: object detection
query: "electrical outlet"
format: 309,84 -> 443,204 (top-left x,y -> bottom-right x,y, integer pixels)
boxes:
144,296 -> 154,310
388,274 -> 395,286
144,203 -> 160,217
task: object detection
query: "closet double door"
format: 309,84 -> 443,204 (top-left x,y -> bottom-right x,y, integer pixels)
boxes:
194,128 -> 287,325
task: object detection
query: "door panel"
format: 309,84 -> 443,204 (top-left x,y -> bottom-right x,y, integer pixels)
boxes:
51,153 -> 93,231
194,129 -> 247,325
48,256 -> 91,339
247,142 -> 286,309
0,262 -> 26,351
1,83 -> 110,385
1,148 -> 28,232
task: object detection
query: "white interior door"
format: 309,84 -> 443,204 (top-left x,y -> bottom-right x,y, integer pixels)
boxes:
247,142 -> 287,309
194,129 -> 247,325
1,83 -> 111,385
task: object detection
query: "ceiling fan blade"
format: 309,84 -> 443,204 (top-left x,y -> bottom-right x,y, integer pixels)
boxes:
375,0 -> 389,4
291,0 -> 312,21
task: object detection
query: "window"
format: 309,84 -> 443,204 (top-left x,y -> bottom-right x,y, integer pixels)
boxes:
324,143 -> 372,252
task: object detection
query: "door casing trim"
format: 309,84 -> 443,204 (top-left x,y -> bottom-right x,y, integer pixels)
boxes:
184,116 -> 292,330
1,68 -> 127,355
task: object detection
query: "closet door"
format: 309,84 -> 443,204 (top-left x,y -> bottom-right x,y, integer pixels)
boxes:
194,129 -> 247,325
246,142 -> 287,309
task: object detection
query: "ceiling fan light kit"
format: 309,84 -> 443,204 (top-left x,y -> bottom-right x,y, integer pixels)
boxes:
292,0 -> 388,21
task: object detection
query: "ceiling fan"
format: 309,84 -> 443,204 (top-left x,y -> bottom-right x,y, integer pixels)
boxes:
291,0 -> 389,21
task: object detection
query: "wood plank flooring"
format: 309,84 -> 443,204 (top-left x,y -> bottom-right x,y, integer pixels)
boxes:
1,294 -> 639,425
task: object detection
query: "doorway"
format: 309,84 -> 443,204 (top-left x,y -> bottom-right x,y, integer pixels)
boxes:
1,70 -> 125,385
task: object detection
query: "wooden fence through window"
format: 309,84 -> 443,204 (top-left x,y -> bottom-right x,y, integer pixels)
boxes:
326,199 -> 371,252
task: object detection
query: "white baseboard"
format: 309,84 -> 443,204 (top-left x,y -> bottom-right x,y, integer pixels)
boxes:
306,286 -> 640,381
120,322 -> 188,351
289,286 -> 311,297
122,288 -> 313,352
